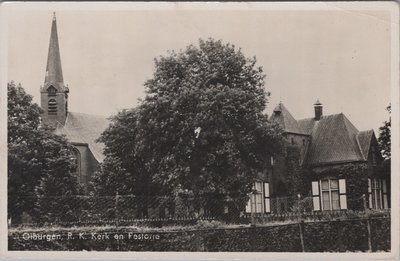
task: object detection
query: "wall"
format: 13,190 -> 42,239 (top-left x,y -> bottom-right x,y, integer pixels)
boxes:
73,144 -> 99,187
40,90 -> 67,127
285,133 -> 309,163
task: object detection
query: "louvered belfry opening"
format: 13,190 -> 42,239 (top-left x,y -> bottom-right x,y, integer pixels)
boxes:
48,99 -> 57,114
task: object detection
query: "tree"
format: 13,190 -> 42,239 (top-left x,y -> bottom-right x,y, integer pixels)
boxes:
378,104 -> 391,160
93,39 -> 283,216
8,82 -> 81,223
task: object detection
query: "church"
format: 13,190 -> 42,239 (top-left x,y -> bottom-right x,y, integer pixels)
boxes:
40,14 -> 109,186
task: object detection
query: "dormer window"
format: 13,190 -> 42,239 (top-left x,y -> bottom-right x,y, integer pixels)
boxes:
47,86 -> 57,96
48,99 -> 57,114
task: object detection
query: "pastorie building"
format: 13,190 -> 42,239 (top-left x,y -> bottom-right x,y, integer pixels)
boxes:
246,101 -> 390,214
40,14 -> 109,186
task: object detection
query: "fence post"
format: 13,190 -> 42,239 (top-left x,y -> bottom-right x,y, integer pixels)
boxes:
367,217 -> 372,252
298,221 -> 305,252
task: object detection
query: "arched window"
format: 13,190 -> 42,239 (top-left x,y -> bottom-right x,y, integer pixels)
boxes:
48,99 -> 57,114
73,148 -> 82,183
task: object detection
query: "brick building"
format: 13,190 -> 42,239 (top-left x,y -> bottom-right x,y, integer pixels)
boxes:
247,101 -> 390,213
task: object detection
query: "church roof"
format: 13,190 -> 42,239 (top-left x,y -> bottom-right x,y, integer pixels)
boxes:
44,13 -> 65,91
55,112 -> 109,162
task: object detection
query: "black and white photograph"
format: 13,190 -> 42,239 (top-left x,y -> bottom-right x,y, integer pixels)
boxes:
1,1 -> 398,258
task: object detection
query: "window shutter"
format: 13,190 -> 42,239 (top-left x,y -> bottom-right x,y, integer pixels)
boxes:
368,178 -> 373,209
382,179 -> 388,209
245,197 -> 251,213
264,182 -> 270,197
382,179 -> 387,193
338,179 -> 347,210
264,182 -> 270,213
312,181 -> 320,211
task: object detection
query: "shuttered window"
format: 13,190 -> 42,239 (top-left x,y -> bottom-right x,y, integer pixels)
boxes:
245,181 -> 270,213
312,178 -> 347,211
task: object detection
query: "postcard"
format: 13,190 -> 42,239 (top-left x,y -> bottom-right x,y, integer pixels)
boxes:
0,1 -> 398,260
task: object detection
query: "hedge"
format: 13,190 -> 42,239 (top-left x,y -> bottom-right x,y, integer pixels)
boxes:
8,217 -> 389,252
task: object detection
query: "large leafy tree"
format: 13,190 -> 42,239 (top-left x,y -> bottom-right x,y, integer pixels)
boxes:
8,82 -> 81,223
93,39 -> 283,215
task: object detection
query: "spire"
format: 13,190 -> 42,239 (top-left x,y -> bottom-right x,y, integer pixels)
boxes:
44,12 -> 64,89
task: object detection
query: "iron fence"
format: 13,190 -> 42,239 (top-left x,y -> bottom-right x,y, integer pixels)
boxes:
8,193 -> 390,227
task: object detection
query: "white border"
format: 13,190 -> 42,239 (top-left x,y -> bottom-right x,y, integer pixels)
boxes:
0,1 -> 398,260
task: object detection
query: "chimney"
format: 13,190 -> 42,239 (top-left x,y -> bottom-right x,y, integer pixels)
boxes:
314,100 -> 323,120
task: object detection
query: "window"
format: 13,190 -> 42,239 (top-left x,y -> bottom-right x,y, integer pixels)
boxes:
245,181 -> 270,213
48,99 -> 57,114
368,178 -> 388,209
73,148 -> 82,183
302,139 -> 306,146
270,156 -> 274,166
312,178 -> 347,211
291,137 -> 294,145
47,86 -> 57,96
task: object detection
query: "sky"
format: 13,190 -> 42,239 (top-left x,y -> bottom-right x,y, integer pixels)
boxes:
5,3 -> 393,133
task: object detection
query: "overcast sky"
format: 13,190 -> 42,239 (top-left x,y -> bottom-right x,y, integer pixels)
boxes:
6,3 -> 393,133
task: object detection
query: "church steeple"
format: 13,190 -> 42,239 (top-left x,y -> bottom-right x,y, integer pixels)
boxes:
40,13 -> 69,127
44,12 -> 64,89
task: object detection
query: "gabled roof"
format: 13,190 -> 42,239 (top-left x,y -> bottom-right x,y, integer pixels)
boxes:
357,130 -> 374,159
270,102 -> 378,166
269,103 -> 306,134
55,112 -> 109,162
304,113 -> 366,166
